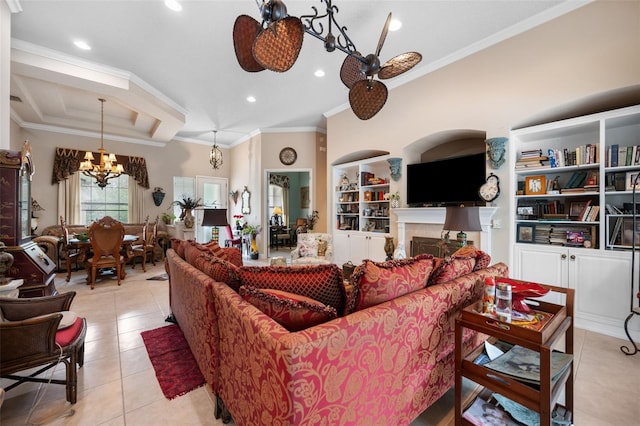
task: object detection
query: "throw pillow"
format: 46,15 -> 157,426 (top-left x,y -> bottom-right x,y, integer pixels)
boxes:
239,286 -> 337,331
204,240 -> 229,261
317,239 -> 328,257
427,253 -> 477,287
195,253 -> 241,291
171,238 -> 185,258
183,241 -> 210,265
237,264 -> 346,315
347,254 -> 436,314
298,239 -> 318,258
451,245 -> 491,271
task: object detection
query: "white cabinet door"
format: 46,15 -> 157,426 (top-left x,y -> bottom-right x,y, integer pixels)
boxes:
569,249 -> 639,339
333,233 -> 351,266
514,244 -> 569,287
367,234 -> 388,262
349,234 -> 369,263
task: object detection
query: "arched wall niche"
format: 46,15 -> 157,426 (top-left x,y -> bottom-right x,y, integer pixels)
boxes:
514,84 -> 640,130
403,129 -> 486,164
331,149 -> 389,166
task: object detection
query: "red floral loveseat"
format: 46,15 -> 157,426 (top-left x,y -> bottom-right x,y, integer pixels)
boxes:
165,239 -> 508,425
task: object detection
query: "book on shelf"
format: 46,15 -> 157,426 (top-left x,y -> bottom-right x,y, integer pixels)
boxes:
483,345 -> 573,386
577,200 -> 592,221
610,144 -> 619,167
462,396 -> 522,426
565,170 -> 588,188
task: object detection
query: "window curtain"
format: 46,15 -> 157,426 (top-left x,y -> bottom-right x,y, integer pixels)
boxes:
269,174 -> 290,226
51,147 -> 150,189
129,175 -> 145,223
57,172 -> 81,224
53,147 -> 147,224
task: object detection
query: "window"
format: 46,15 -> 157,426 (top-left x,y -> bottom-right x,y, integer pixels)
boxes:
80,174 -> 129,224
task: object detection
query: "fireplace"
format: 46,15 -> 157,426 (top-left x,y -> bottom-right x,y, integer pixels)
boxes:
411,236 -> 474,258
393,207 -> 498,255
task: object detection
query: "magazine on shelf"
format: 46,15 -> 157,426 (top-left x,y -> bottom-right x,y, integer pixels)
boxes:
483,345 -> 573,385
462,397 -> 522,426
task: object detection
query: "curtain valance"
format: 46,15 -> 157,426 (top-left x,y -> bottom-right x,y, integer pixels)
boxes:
52,147 -> 150,189
269,174 -> 290,188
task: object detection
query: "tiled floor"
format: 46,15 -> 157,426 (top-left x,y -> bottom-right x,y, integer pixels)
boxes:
1,254 -> 639,425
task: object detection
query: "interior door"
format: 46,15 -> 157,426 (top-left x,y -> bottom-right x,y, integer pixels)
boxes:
195,176 -> 228,243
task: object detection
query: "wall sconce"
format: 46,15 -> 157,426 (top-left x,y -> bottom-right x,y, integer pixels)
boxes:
486,137 -> 508,170
230,190 -> 239,205
388,157 -> 402,181
152,187 -> 166,206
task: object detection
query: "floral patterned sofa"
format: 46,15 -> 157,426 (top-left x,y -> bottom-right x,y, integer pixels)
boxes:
165,239 -> 508,425
290,232 -> 333,264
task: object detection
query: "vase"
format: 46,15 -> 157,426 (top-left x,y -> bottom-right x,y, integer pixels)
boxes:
250,233 -> 259,259
152,191 -> 165,207
391,199 -> 400,209
183,209 -> 194,229
384,236 -> 395,261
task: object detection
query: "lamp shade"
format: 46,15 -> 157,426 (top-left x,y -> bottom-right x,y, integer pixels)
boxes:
272,206 -> 283,215
443,206 -> 482,232
201,209 -> 228,227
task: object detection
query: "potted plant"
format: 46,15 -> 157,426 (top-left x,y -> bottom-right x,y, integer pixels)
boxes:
161,211 -> 176,225
307,210 -> 319,231
241,224 -> 262,259
171,196 -> 203,229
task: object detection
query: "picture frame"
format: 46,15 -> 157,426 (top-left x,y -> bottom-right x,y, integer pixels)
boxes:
569,201 -> 587,218
626,172 -> 640,191
300,186 -> 310,208
517,224 -> 536,243
524,175 -> 546,195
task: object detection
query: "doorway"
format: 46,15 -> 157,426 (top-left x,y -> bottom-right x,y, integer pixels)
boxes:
265,170 -> 312,258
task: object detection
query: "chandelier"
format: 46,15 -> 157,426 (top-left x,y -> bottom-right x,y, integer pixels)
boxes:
79,98 -> 124,188
209,130 -> 223,169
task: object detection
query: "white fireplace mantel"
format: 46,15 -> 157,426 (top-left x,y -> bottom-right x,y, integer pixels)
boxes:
393,207 -> 498,254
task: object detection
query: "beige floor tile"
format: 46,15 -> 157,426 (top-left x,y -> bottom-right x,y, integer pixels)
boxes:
119,346 -> 153,378
122,368 -> 164,413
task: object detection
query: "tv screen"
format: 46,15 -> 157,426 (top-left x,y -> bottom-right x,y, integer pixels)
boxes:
407,153 -> 487,206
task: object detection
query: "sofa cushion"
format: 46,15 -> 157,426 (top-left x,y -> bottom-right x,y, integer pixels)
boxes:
450,245 -> 491,271
184,240 -> 210,264
195,253 -> 241,291
428,252 -> 480,287
171,238 -> 186,259
236,264 -> 346,315
347,254 -> 436,313
203,241 -> 228,261
239,286 -> 337,331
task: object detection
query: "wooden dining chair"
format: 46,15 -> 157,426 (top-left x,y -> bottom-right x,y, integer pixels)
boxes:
130,216 -> 158,272
60,216 -> 81,282
85,216 -> 125,290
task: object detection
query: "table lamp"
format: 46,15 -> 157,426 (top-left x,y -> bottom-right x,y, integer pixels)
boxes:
271,206 -> 283,226
442,206 -> 482,247
201,208 -> 228,243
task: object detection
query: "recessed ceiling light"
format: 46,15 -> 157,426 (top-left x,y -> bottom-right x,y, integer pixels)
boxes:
164,0 -> 182,12
246,96 -> 256,103
73,40 -> 91,50
314,69 -> 325,78
389,19 -> 402,31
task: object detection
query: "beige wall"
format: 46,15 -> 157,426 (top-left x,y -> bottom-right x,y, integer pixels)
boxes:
326,1 -> 640,265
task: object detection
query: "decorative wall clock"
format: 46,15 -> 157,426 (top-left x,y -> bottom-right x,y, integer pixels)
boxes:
279,147 -> 297,165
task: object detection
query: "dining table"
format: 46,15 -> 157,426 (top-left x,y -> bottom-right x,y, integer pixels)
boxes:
67,234 -> 140,281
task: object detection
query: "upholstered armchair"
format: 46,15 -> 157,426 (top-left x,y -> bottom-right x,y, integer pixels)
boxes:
290,233 -> 333,264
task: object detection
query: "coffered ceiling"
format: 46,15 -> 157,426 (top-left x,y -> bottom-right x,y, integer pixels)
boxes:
8,0 -> 587,147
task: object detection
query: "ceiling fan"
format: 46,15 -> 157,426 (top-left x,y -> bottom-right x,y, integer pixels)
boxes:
232,0 -> 422,120
340,13 -> 422,120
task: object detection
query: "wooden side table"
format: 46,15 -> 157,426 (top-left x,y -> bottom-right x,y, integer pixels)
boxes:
455,280 -> 574,426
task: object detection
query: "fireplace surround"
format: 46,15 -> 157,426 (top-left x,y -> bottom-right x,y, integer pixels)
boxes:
393,207 -> 498,256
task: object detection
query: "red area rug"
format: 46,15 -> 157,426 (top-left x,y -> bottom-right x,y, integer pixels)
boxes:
141,324 -> 205,399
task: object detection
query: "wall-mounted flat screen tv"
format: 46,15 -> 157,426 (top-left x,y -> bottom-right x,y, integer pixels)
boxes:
407,153 -> 486,206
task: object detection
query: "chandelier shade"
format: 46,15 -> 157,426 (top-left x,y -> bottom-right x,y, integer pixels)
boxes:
79,98 -> 124,188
